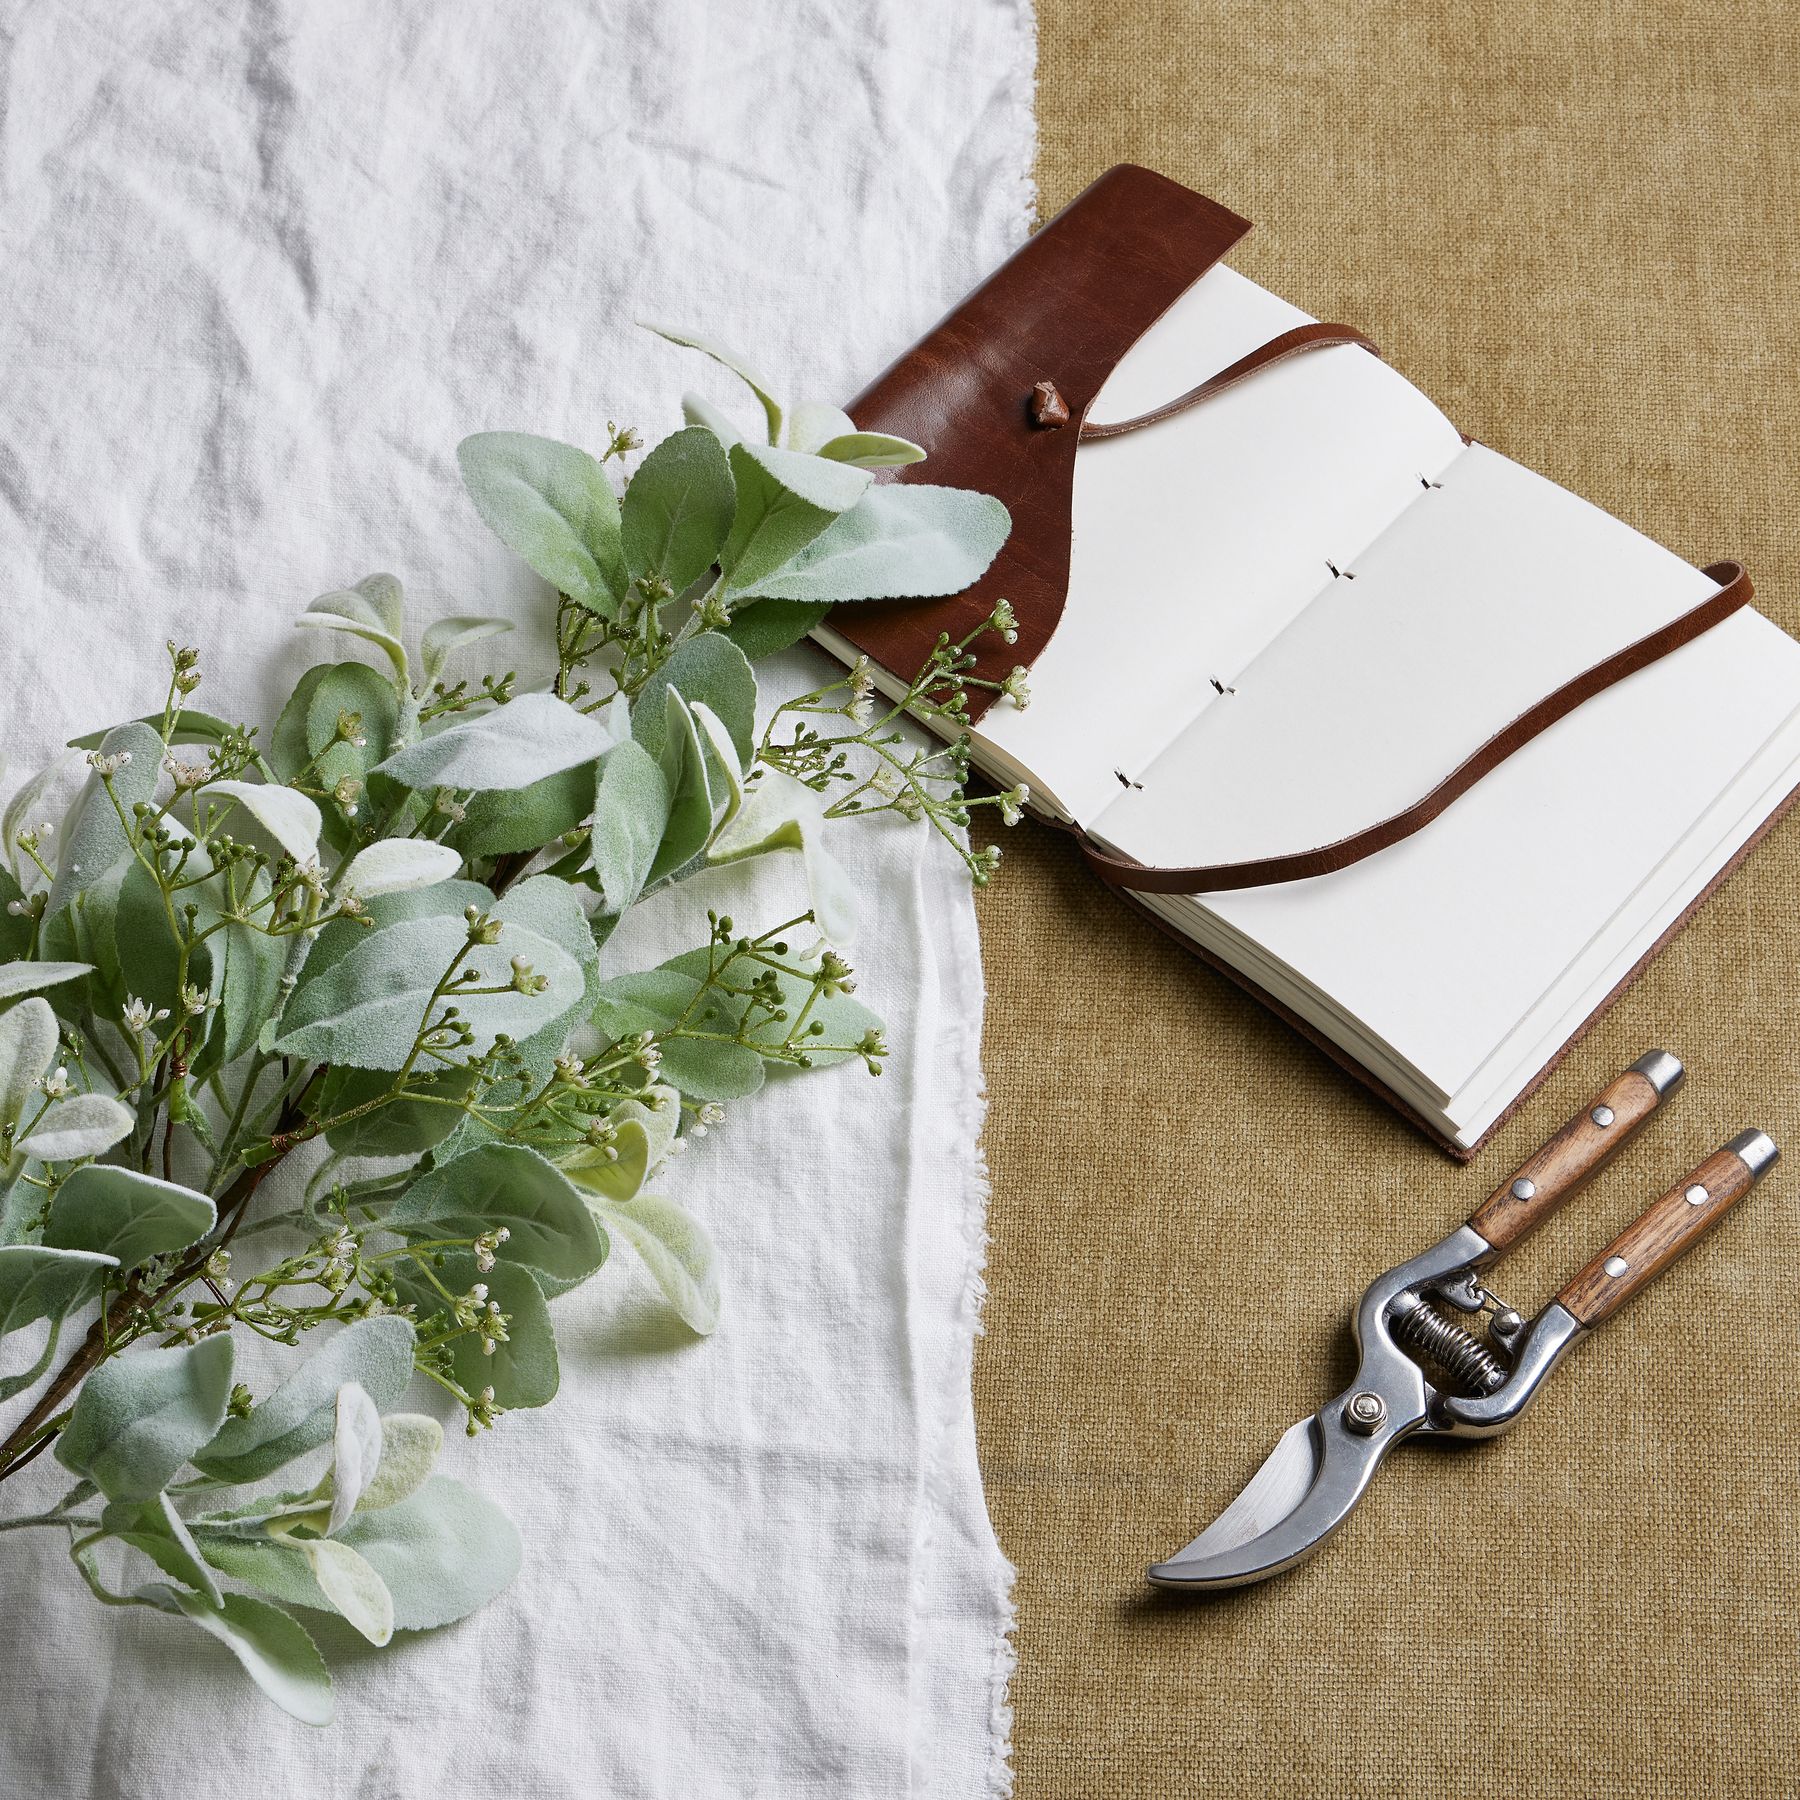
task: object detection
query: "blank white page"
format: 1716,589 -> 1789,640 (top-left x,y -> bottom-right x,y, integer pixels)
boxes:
1092,443 -> 1719,864
974,264 -> 1465,827
1189,612 -> 1800,1097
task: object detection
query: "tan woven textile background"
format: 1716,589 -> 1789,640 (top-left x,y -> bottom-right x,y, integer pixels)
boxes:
970,4 -> 1800,1795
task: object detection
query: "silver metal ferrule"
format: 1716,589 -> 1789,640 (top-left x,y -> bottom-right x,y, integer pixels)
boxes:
1630,1049 -> 1685,1096
1727,1129 -> 1780,1180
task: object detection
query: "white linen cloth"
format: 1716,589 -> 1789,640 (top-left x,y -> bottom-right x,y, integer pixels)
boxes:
0,3 -> 1032,1793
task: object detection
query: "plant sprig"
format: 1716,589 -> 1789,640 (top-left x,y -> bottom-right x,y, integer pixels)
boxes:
0,325 -> 1018,1724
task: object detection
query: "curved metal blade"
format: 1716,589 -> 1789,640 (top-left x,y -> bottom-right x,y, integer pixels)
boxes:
1148,1391 -> 1420,1590
1155,1417 -> 1320,1566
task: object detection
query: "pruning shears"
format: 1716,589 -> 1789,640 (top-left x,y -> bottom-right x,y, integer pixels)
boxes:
1149,1051 -> 1777,1590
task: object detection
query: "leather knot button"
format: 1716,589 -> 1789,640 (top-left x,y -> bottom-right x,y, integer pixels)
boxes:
1029,380 -> 1070,429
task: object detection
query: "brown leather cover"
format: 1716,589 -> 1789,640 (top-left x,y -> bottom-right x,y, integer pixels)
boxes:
832,164 -> 1250,716
821,161 -> 1788,1157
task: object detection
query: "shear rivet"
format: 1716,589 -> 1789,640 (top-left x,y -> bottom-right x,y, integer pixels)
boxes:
1591,1105 -> 1615,1128
1511,1177 -> 1536,1201
1604,1255 -> 1630,1278
1343,1391 -> 1387,1435
1685,1183 -> 1709,1206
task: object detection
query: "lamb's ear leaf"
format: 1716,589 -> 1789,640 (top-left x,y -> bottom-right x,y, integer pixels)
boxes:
586,1193 -> 720,1336
194,1316 -> 417,1485
15,1092 -> 136,1165
458,431 -> 627,615
717,444 -> 870,597
559,1085 -> 680,1205
642,323 -> 784,445
591,969 -> 766,1104
275,910 -> 583,1070
355,1413 -> 443,1513
324,1381 -> 385,1535
736,482 -> 1010,604
44,1166 -> 216,1270
386,1143 -> 607,1282
680,391 -> 744,449
200,781 -> 323,866
55,1333 -> 235,1500
197,1474 -> 521,1634
784,401 -> 858,454
148,1586 -> 334,1727
783,400 -> 925,468
46,723 -> 162,915
0,998 -> 61,1132
644,692 -> 718,886
419,615 -> 514,686
0,963 -> 95,1004
391,1255 -> 559,1410
620,426 -> 736,595
301,1536 -> 394,1645
448,762 -> 596,861
375,692 -> 621,793
336,838 -> 464,899
0,1245 -> 117,1338
3,750 -> 78,886
268,662 -> 399,856
630,634 -> 757,766
588,740 -> 669,917
0,1317 -> 63,1403
720,598 -> 833,663
296,575 -> 409,680
105,1492 -> 223,1604
813,431 -> 928,470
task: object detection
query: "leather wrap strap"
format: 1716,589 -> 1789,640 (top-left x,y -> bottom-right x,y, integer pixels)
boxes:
1080,560 -> 1754,894
1078,322 -> 1379,441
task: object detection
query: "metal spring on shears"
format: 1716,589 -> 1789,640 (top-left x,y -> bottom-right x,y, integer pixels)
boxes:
1392,1298 -> 1509,1397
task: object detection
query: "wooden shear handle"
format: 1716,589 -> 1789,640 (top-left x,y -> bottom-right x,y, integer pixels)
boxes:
1557,1133 -> 1776,1328
1469,1052 -> 1683,1254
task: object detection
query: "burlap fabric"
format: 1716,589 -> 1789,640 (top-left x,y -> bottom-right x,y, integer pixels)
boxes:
973,4 -> 1800,1794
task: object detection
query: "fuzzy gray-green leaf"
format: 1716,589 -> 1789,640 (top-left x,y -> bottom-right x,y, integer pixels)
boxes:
395,1253 -> 558,1410
450,761 -> 597,859
589,1193 -> 720,1335
45,1166 -> 215,1267
199,1474 -> 521,1634
195,1316 -> 417,1485
621,425 -> 735,595
0,1244 -> 117,1337
274,910 -> 584,1070
15,1091 -> 136,1164
631,634 -> 757,767
458,431 -> 627,615
591,968 -> 766,1102
376,691 -> 621,794
644,324 -> 784,444
589,740 -> 669,916
718,443 -> 870,596
644,692 -> 718,887
721,598 -> 833,662
388,1143 -> 606,1280
156,1587 -> 334,1727
736,482 -> 1010,603
0,998 -> 61,1133
46,723 -> 162,915
57,1333 -> 235,1500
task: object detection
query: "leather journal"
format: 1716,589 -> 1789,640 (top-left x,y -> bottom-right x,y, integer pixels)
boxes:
811,164 -> 1800,1157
